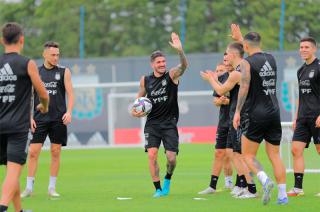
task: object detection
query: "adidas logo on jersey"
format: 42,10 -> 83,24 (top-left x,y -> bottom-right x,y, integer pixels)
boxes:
259,61 -> 275,77
0,63 -> 17,81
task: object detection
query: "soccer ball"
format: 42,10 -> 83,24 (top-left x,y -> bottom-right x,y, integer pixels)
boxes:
133,97 -> 152,115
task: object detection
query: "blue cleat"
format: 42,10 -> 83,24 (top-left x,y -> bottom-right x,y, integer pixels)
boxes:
153,189 -> 162,198
262,178 -> 274,205
162,179 -> 171,196
277,197 -> 288,205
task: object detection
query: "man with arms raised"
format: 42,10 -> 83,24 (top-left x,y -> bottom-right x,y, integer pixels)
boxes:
131,32 -> 188,197
232,28 -> 288,205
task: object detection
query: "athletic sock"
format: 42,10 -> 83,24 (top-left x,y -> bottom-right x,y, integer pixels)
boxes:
48,176 -> 57,190
210,175 -> 219,190
153,181 -> 162,191
278,184 -> 287,199
257,171 -> 268,185
0,205 -> 8,212
235,174 -> 240,187
26,176 -> 35,191
240,175 -> 247,188
294,173 -> 304,189
248,183 -> 257,194
165,172 -> 172,180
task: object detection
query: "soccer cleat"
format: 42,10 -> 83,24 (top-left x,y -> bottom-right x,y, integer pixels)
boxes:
262,178 -> 274,205
153,189 -> 162,198
236,190 -> 258,199
162,178 -> 171,196
287,188 -> 304,196
230,186 -> 241,195
198,187 -> 216,194
277,197 -> 288,205
48,188 -> 60,198
20,189 -> 32,198
232,187 -> 246,198
225,184 -> 234,190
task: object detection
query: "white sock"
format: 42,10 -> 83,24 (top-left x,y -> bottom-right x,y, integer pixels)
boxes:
257,171 -> 268,185
225,176 -> 233,186
26,177 -> 35,191
278,184 -> 287,199
48,176 -> 57,190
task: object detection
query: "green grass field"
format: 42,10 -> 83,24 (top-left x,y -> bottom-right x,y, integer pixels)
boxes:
1,144 -> 320,212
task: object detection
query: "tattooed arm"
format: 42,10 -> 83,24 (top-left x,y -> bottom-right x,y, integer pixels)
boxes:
169,32 -> 189,84
233,59 -> 251,129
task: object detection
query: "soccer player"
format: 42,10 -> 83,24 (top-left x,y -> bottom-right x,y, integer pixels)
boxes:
198,62 -> 233,194
0,22 -> 49,212
21,41 -> 74,198
232,29 -> 288,205
131,32 -> 188,197
288,37 -> 320,196
201,42 -> 257,199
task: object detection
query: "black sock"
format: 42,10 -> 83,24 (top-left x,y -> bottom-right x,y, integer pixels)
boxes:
153,181 -> 162,191
240,175 -> 247,188
235,175 -> 240,187
165,172 -> 172,180
0,205 -> 8,212
248,183 -> 257,194
210,175 -> 219,190
294,173 -> 304,189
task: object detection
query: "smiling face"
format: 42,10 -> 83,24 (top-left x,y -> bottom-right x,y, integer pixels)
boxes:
151,56 -> 166,76
299,41 -> 316,61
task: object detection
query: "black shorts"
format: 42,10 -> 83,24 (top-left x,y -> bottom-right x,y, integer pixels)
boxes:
31,121 -> 67,146
292,117 -> 320,148
241,114 -> 282,146
227,126 -> 241,153
144,120 -> 179,153
215,126 -> 230,149
0,132 -> 31,165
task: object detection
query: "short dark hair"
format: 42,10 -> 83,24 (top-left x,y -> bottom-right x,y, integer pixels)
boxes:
150,50 -> 165,62
244,32 -> 261,47
1,22 -> 23,44
44,41 -> 59,49
228,42 -> 244,57
300,37 -> 317,47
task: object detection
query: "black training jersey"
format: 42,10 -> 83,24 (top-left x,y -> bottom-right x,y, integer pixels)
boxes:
213,72 -> 230,128
297,58 -> 320,118
145,71 -> 179,124
243,52 -> 280,121
34,65 -> 66,122
0,52 -> 32,133
229,65 -> 240,120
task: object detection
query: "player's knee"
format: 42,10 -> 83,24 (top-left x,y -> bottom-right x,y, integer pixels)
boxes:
167,156 -> 176,166
215,149 -> 225,160
51,148 -> 61,158
291,145 -> 303,157
148,152 -> 157,161
28,148 -> 40,159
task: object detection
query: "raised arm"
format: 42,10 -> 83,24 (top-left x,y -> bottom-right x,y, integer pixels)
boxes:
230,23 -> 243,43
27,60 -> 49,113
233,59 -> 251,129
201,70 -> 240,96
169,32 -> 188,84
